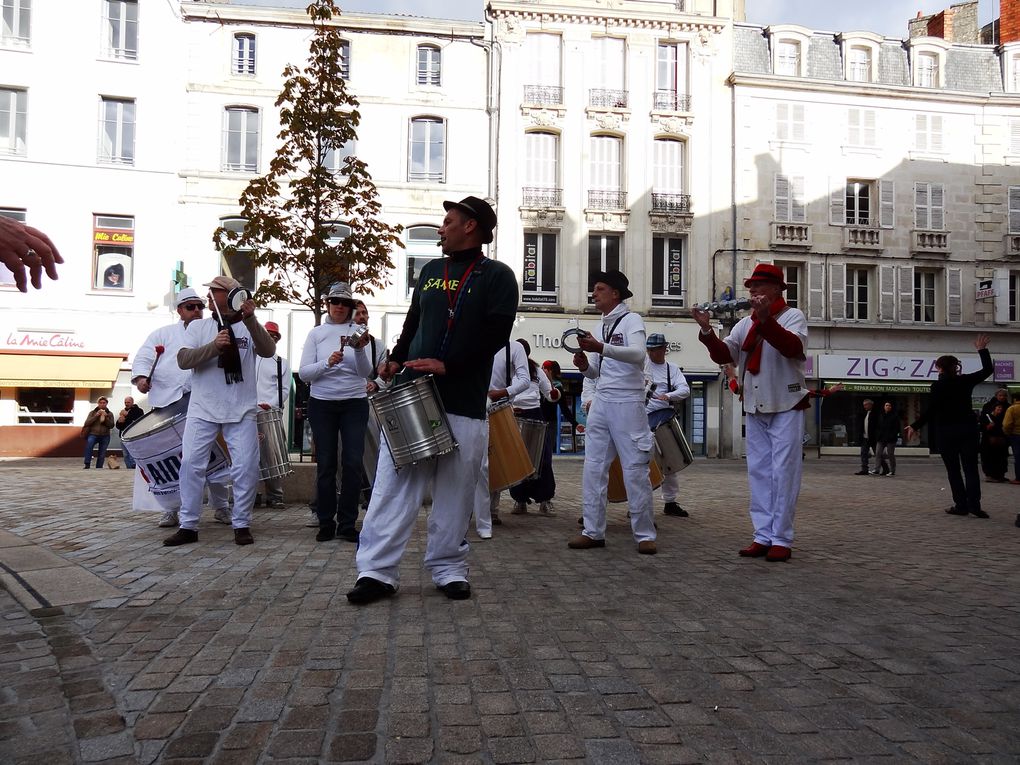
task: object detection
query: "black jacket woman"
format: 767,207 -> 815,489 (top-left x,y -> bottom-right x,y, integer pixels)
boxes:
874,402 -> 901,476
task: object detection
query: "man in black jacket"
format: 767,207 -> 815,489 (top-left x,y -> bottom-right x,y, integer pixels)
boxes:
854,399 -> 879,475
116,396 -> 144,469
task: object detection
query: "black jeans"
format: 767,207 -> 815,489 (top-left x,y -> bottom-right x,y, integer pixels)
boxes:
937,423 -> 981,513
509,407 -> 556,504
308,397 -> 369,534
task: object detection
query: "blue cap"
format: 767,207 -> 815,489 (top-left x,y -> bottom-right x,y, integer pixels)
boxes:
646,333 -> 667,348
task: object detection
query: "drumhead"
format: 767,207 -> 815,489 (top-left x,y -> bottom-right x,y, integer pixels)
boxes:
122,393 -> 190,442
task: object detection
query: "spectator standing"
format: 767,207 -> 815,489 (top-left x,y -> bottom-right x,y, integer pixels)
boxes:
82,397 -> 115,469
874,401 -> 900,477
855,400 -> 879,475
116,396 -> 144,469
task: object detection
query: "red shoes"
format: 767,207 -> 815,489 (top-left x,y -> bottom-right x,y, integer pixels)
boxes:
738,542 -> 792,562
765,545 -> 791,562
738,542 -> 771,557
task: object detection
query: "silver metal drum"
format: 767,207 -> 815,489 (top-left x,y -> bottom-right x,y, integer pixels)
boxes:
257,407 -> 292,481
653,416 -> 695,475
517,418 -> 547,480
369,374 -> 458,468
362,415 -> 381,487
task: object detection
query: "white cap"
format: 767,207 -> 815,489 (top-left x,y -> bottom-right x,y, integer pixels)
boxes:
175,287 -> 201,306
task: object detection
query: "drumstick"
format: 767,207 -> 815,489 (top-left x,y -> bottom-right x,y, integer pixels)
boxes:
148,344 -> 165,380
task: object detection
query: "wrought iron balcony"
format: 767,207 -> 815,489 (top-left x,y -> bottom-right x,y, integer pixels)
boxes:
653,90 -> 692,112
523,85 -> 564,106
587,189 -> 627,210
651,193 -> 691,214
589,88 -> 629,109
521,187 -> 562,207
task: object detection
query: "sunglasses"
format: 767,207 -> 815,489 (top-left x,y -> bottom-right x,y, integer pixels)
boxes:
181,303 -> 205,311
327,298 -> 350,305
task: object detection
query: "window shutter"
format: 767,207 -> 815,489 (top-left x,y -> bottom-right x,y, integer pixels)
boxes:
792,104 -> 805,141
1010,118 -> 1020,154
931,115 -> 943,153
775,103 -> 788,140
829,178 -> 846,225
993,267 -> 1010,324
898,265 -> 914,324
879,180 -> 895,229
1009,186 -> 1020,234
879,264 -> 896,322
807,261 -> 825,321
946,267 -> 962,325
914,182 -> 929,230
848,108 -> 860,145
774,175 -> 790,222
863,109 -> 876,146
829,263 -> 846,321
915,114 -> 927,151
791,176 -> 806,222
930,183 -> 944,231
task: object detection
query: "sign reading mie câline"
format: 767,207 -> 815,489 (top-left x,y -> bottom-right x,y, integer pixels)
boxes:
6,332 -> 87,350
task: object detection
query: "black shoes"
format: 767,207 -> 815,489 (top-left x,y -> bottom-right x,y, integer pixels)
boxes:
337,529 -> 360,543
346,577 -> 395,604
234,527 -> 254,545
945,508 -> 969,516
1015,513 -> 1020,528
663,502 -> 689,517
854,470 -> 869,475
316,526 -> 335,542
163,528 -> 198,546
945,507 -> 989,519
970,509 -> 990,519
437,581 -> 471,600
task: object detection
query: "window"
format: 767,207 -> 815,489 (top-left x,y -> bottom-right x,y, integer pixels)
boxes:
218,217 -> 256,290
588,135 -> 623,208
233,33 -> 256,76
1010,272 -> 1019,323
775,103 -> 805,142
408,117 -> 445,183
335,39 -> 350,79
915,114 -> 943,153
845,182 -> 871,226
98,97 -> 135,165
654,42 -> 688,110
779,263 -> 801,308
417,44 -> 440,86
775,40 -> 801,76
1010,53 -> 1020,93
774,175 -> 805,223
16,388 -> 74,424
846,267 -> 869,320
587,234 -> 621,302
523,33 -> 562,104
0,207 -> 26,287
523,131 -> 559,203
103,0 -> 137,60
651,236 -> 685,308
915,51 -> 939,87
847,108 -> 876,147
653,138 -> 684,194
2,0 -> 30,46
847,46 -> 871,82
319,139 -> 355,175
93,214 -> 134,291
222,107 -> 259,172
914,182 -> 944,231
590,37 -> 626,107
1009,186 -> 1020,234
0,87 -> 26,155
404,225 -> 440,296
913,270 -> 936,323
522,232 -> 558,305
1009,118 -> 1020,155
832,179 -> 894,228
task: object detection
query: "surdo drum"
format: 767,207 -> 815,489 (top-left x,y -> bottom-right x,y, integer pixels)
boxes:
487,399 -> 534,492
256,407 -> 292,481
606,455 -> 664,504
652,416 -> 695,475
369,374 -> 457,469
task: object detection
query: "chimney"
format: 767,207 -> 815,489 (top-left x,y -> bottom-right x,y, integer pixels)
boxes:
1003,0 -> 1020,44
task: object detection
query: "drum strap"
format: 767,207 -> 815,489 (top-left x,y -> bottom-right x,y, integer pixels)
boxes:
276,356 -> 284,409
504,343 -> 511,387
598,313 -> 628,365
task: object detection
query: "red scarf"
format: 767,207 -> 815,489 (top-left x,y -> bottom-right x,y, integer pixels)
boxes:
741,296 -> 787,375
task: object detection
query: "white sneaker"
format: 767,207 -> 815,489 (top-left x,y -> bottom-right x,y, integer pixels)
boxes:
214,508 -> 232,525
477,531 -> 492,540
511,502 -> 527,515
305,510 -> 319,528
539,501 -> 556,516
157,510 -> 178,528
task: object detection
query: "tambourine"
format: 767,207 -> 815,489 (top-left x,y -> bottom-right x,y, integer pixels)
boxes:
561,328 -> 590,353
227,287 -> 252,312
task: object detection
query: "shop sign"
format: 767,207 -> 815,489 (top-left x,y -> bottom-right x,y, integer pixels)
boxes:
995,360 -> 1015,381
93,229 -> 135,245
975,279 -> 996,300
817,354 -> 986,381
5,331 -> 86,350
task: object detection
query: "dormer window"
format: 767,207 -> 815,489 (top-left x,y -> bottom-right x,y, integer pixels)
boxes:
910,38 -> 949,88
767,26 -> 811,78
839,32 -> 882,84
1002,44 -> 1020,93
775,40 -> 800,76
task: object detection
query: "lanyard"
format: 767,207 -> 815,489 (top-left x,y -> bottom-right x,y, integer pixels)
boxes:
444,255 -> 482,331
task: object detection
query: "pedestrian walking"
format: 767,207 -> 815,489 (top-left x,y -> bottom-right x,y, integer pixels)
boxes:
875,401 -> 900,476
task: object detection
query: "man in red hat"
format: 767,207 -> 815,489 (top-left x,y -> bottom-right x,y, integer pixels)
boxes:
254,321 -> 291,509
691,263 -> 808,563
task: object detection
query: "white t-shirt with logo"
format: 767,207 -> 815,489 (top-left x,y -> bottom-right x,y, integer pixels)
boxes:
180,318 -> 260,423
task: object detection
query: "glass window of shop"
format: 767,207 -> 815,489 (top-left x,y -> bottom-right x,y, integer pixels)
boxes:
16,388 -> 74,424
818,385 -> 928,449
93,214 -> 134,291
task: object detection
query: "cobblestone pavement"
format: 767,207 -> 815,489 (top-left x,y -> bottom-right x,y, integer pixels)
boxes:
0,455 -> 1018,764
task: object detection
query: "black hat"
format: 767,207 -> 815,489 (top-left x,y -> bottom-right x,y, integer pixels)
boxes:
443,196 -> 497,244
591,269 -> 633,300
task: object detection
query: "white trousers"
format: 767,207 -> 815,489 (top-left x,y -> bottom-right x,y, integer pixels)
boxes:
580,399 -> 656,543
744,408 -> 803,548
152,477 -> 229,513
357,414 -> 487,588
472,419 -> 495,535
179,415 -> 259,530
659,470 -> 680,503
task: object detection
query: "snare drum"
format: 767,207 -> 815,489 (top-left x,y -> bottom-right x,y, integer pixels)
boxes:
370,374 -> 458,469
488,399 -> 534,492
653,416 -> 695,475
606,455 -> 663,503
517,418 -> 548,480
121,393 -> 230,500
256,407 -> 291,481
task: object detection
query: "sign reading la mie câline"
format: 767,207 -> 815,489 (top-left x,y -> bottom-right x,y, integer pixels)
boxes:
818,355 -> 1014,381
5,331 -> 87,350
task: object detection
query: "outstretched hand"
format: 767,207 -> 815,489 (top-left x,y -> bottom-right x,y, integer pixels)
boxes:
974,333 -> 991,351
0,217 -> 63,292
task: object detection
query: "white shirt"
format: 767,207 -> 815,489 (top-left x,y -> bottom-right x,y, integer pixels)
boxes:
644,359 -> 691,415
298,320 -> 374,400
256,354 -> 292,410
489,342 -> 531,399
723,307 -> 808,414
579,303 -> 647,404
180,318 -> 261,423
513,368 -> 554,410
131,321 -> 192,409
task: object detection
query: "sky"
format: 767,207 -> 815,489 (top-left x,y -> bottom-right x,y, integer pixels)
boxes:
235,0 -> 1001,37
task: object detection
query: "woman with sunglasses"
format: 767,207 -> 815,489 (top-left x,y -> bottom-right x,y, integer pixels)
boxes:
299,282 -> 374,543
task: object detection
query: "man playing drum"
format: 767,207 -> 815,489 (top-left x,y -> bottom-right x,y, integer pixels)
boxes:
131,287 -> 230,528
254,321 -> 291,509
644,333 -> 691,518
347,196 -> 518,604
163,276 -> 276,547
569,271 -> 658,555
